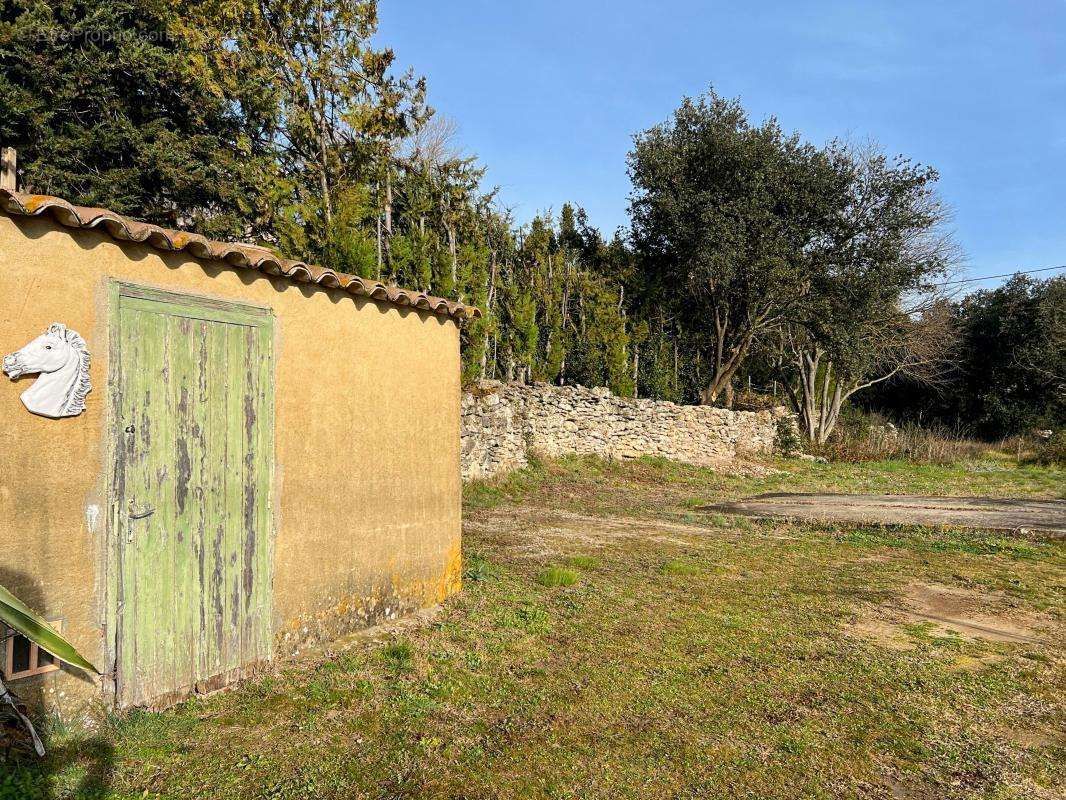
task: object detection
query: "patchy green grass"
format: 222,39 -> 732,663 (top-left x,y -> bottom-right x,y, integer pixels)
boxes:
380,639 -> 415,672
566,555 -> 600,570
660,558 -> 701,576
7,456 -> 1065,799
464,453 -> 1066,516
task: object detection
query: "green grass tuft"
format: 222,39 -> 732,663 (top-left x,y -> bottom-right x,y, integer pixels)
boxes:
380,639 -> 414,671
535,565 -> 580,587
463,553 -> 496,582
660,558 -> 700,576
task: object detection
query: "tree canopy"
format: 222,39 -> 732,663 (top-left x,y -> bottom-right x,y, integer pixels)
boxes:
0,0 -> 275,238
628,90 -> 842,406
952,275 -> 1065,436
3,8 -> 1056,441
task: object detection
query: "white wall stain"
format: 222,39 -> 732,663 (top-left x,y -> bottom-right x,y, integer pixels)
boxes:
85,503 -> 100,534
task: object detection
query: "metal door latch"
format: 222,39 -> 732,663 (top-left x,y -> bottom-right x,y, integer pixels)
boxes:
126,500 -> 155,543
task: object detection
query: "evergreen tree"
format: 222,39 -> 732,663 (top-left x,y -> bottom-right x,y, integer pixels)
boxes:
0,0 -> 277,239
953,275 -> 1065,437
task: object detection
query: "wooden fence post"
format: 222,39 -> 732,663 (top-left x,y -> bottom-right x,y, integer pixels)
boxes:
1,148 -> 17,191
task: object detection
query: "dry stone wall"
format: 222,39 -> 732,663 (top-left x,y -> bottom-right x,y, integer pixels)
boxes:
461,381 -> 792,481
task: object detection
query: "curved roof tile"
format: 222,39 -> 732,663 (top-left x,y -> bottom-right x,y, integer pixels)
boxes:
0,187 -> 481,323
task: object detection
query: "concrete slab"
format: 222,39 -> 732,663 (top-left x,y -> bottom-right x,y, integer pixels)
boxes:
701,493 -> 1066,536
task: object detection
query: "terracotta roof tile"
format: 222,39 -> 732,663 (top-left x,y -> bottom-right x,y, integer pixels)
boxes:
0,187 -> 480,322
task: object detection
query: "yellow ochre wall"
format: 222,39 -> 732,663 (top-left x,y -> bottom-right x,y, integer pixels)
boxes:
0,213 -> 462,708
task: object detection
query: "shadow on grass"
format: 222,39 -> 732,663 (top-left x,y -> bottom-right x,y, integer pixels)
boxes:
1,733 -> 116,800
0,566 -> 116,799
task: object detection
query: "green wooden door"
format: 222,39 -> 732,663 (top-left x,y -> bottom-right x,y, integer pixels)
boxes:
112,285 -> 274,707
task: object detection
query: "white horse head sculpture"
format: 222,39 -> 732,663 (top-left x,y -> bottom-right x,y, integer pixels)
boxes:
3,323 -> 91,418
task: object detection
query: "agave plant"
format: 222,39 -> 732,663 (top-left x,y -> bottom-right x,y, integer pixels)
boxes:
0,584 -> 98,756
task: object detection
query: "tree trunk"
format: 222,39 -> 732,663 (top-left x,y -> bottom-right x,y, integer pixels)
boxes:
790,348 -> 847,444
701,367 -> 743,406
384,167 -> 393,236
375,207 -> 382,277
633,347 -> 640,399
700,314 -> 756,406
315,0 -> 332,226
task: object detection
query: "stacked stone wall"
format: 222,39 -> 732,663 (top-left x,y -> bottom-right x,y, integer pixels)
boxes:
461,381 -> 791,481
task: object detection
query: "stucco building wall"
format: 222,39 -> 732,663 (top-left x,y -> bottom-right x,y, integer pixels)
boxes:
0,213 -> 462,708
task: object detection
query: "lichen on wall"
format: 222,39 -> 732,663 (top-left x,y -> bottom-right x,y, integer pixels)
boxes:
461,381 -> 793,481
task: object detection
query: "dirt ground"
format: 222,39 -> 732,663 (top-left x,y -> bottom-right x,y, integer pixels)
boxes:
849,580 -> 1054,650
704,493 -> 1066,534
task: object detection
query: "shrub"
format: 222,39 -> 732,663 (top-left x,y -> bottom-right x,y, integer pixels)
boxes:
1028,431 -> 1066,466
773,416 -> 803,455
812,410 -> 1010,464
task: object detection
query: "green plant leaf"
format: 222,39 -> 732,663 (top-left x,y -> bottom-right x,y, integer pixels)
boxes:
0,583 -> 98,675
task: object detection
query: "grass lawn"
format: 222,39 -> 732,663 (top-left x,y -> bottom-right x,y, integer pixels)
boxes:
5,456 -> 1064,799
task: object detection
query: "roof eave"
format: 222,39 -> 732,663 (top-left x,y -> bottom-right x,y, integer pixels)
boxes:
0,187 -> 481,323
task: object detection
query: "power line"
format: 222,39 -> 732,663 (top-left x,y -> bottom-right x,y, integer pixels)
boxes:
936,265 -> 1065,287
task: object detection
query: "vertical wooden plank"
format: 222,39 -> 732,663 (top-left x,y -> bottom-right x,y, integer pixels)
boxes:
151,314 -> 176,700
151,310 -> 171,702
183,316 -> 206,693
236,322 -> 252,670
254,321 -> 275,663
240,322 -> 263,665
240,324 -> 257,664
186,319 -> 202,690
170,315 -> 201,695
186,318 -> 208,692
194,320 -> 216,686
134,308 -> 155,704
166,314 -> 185,696
204,321 -> 228,682
116,306 -> 142,704
106,282 -> 123,705
223,324 -> 244,676
129,307 -> 168,705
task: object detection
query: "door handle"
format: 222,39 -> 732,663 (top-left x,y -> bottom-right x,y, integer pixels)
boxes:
129,507 -> 155,520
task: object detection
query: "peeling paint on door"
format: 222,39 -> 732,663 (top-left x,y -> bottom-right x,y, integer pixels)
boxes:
111,285 -> 274,707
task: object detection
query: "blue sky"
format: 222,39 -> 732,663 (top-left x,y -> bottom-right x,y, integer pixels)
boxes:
378,1 -> 1066,285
